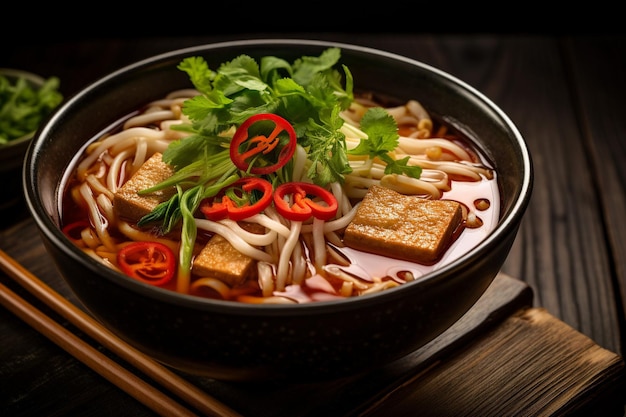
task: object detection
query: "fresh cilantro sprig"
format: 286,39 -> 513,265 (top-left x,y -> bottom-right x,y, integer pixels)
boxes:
0,74 -> 63,144
348,107 -> 422,179
168,47 -> 354,185
138,48 -> 357,288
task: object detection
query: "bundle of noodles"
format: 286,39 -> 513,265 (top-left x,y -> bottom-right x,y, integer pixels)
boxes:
63,87 -> 495,304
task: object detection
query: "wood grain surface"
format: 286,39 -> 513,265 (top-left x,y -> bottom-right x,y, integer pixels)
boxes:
2,33 -> 625,416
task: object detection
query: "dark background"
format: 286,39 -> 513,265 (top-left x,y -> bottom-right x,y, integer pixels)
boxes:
2,11 -> 626,416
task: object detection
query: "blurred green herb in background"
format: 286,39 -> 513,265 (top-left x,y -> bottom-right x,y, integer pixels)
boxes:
0,74 -> 63,144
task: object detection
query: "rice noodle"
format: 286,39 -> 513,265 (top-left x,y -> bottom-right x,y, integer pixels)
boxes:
397,137 -> 472,161
77,127 -> 167,178
194,218 -> 273,263
311,218 -> 326,268
291,245 -> 307,285
257,261 -> 275,297
107,148 -> 133,192
85,174 -> 114,201
275,221 -> 302,291
79,183 -> 116,251
218,219 -> 279,246
300,203 -> 359,233
63,89 -> 497,304
117,221 -> 179,253
191,277 -> 231,300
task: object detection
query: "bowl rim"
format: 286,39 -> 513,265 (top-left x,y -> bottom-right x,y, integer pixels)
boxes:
24,38 -> 533,313
0,67 -> 46,85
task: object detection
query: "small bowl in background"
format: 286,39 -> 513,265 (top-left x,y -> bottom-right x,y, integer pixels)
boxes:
0,68 -> 62,225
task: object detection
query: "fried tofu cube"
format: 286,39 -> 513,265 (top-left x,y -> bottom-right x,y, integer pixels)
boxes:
192,223 -> 265,286
343,185 -> 463,264
113,152 -> 176,222
192,235 -> 255,287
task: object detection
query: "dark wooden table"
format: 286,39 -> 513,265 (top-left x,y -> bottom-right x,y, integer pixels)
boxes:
2,33 -> 626,416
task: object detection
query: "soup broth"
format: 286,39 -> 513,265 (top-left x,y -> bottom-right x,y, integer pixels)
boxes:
60,96 -> 498,304
59,50 -> 499,304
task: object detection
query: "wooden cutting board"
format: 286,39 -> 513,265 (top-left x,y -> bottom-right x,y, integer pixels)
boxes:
183,274 -> 626,417
1,218 -> 625,416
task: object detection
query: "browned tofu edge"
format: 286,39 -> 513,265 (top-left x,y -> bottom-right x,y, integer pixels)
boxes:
343,185 -> 463,264
192,235 -> 256,286
113,152 -> 176,223
192,222 -> 266,287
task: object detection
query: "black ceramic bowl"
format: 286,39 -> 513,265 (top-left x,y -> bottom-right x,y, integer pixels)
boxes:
23,39 -> 532,382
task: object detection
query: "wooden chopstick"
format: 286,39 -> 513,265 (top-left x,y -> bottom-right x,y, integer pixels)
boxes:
0,280 -> 199,417
0,249 -> 242,417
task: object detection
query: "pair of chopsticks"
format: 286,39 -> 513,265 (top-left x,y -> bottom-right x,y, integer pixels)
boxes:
0,248 -> 242,417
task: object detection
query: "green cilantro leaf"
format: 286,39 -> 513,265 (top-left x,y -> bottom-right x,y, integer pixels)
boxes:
0,74 -> 63,144
349,107 -> 422,179
170,48 -> 354,185
177,57 -> 215,95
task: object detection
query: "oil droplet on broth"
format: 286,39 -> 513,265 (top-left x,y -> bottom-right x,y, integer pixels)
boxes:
324,177 -> 500,285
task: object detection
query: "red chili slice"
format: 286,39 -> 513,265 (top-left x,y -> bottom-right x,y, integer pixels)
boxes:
273,182 -> 338,222
62,220 -> 90,241
199,177 -> 273,221
230,113 -> 297,175
117,241 -> 176,286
